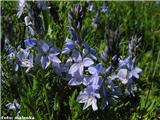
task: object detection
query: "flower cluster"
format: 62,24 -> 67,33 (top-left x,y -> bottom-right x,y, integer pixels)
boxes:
4,1 -> 142,112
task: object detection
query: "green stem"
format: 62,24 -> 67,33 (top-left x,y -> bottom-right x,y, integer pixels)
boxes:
44,85 -> 51,120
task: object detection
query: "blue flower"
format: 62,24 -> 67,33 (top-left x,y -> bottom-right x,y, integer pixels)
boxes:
100,3 -> 108,13
76,86 -> 100,111
5,100 -> 20,111
128,67 -> 142,79
90,63 -> 105,75
52,58 -> 73,80
24,16 -> 35,35
58,57 -> 73,74
69,51 -> 94,76
36,41 -> 61,69
49,53 -> 61,64
68,71 -> 84,86
118,57 -> 131,68
87,3 -> 93,12
100,83 -> 119,109
117,69 -> 128,84
52,57 -> 73,80
115,67 -> 142,84
7,47 -> 16,59
24,38 -> 37,48
62,38 -> 74,54
17,0 -> 26,18
118,57 -> 136,70
17,48 -> 33,73
101,47 -> 108,61
86,64 -> 105,89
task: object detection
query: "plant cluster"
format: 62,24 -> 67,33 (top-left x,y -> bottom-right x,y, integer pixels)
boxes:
2,0 -> 144,117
